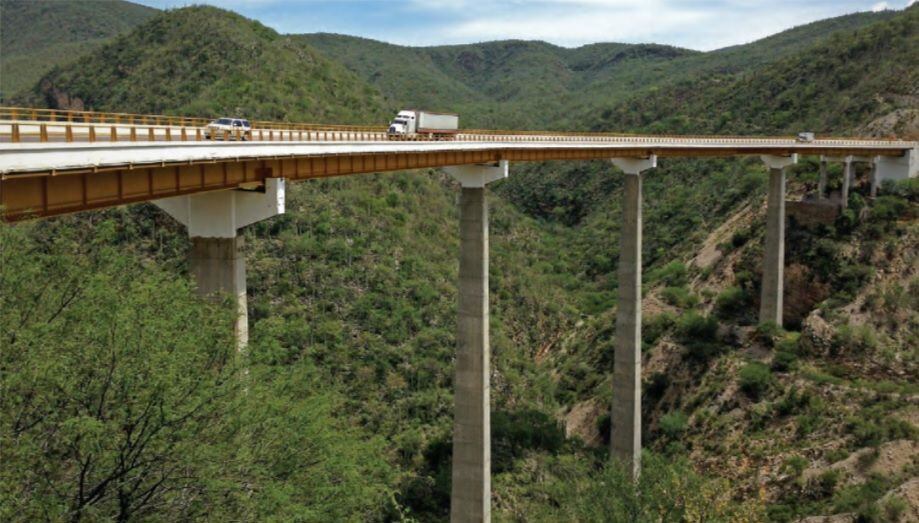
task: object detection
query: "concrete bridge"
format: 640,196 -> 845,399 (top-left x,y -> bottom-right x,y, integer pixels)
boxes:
2,107 -> 916,523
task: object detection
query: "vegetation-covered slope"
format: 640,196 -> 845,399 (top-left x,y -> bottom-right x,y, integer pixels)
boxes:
589,5 -> 919,136
0,0 -> 156,99
16,6 -> 387,123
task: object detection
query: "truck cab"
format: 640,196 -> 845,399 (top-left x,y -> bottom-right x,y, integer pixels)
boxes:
388,111 -> 417,136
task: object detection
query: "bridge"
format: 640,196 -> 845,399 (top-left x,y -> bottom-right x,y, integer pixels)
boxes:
2,107 -> 916,522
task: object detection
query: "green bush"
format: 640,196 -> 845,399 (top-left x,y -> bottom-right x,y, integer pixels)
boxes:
659,410 -> 689,440
739,362 -> 773,400
714,286 -> 750,319
676,313 -> 722,362
642,312 -> 676,352
772,350 -> 798,372
661,286 -> 699,308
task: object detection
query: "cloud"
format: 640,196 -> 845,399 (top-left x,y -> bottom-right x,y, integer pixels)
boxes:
871,1 -> 890,11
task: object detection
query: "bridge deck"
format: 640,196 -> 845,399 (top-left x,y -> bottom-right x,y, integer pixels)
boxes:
1,108 -> 915,221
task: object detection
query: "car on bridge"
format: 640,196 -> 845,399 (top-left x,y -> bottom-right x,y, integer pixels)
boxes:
205,118 -> 251,140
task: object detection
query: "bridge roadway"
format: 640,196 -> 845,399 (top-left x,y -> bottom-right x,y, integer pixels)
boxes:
2,107 -> 917,523
0,118 -> 915,220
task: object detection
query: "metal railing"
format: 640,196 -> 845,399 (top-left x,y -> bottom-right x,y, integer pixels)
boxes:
0,106 -> 913,148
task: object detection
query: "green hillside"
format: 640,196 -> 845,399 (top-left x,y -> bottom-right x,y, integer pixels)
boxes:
588,5 -> 919,135
0,0 -> 156,100
15,6 -> 387,124
300,10 -> 895,130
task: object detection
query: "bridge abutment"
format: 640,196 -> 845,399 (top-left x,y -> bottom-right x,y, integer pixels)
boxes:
443,161 -> 507,523
609,155 -> 656,479
154,178 -> 285,351
759,155 -> 796,326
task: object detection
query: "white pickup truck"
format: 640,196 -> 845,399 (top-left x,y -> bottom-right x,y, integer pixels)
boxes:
387,110 -> 459,140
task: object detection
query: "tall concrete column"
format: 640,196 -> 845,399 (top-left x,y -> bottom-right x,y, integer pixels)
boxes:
836,157 -> 853,209
609,155 -> 656,479
759,155 -> 796,326
155,178 -> 285,353
869,157 -> 879,199
190,236 -> 249,347
443,161 -> 508,523
817,158 -> 828,200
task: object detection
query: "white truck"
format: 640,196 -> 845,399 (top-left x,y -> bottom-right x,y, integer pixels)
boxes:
387,110 -> 459,140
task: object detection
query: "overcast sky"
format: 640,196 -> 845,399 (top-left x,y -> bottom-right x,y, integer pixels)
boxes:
134,0 -> 916,50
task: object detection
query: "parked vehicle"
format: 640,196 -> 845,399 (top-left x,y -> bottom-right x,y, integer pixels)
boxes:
387,110 -> 458,140
797,132 -> 815,142
205,118 -> 251,140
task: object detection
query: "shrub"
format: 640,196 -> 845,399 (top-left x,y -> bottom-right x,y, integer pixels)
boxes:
739,362 -> 773,399
832,323 -> 879,354
642,313 -> 676,352
783,455 -> 808,477
652,261 -> 689,287
772,350 -> 798,372
714,286 -> 750,319
659,410 -> 689,440
660,286 -> 699,308
676,313 -> 722,362
754,321 -> 784,346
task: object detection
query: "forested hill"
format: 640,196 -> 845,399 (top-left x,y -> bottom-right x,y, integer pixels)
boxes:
0,0 -> 156,99
16,6 -> 388,123
298,9 -> 898,129
589,5 -> 919,136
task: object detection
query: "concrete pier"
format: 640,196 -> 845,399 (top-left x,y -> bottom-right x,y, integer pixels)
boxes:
609,156 -> 656,479
443,161 -> 507,523
869,157 -> 879,198
817,158 -> 827,199
841,159 -> 852,208
155,178 -> 285,352
759,155 -> 796,326
190,236 -> 249,347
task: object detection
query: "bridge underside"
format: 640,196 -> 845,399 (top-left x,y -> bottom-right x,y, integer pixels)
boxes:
1,143 -> 913,221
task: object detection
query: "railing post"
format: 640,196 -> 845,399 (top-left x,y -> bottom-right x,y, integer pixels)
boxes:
11,124 -> 20,143
110,126 -> 118,142
39,124 -> 49,142
65,125 -> 74,142
148,128 -> 155,141
88,126 -> 96,143
130,127 -> 137,142
196,128 -> 202,141
165,128 -> 172,141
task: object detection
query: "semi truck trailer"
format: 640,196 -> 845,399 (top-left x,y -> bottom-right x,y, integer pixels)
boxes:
387,110 -> 459,140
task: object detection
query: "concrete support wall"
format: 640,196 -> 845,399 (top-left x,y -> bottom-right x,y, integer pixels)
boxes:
190,236 -> 248,348
612,172 -> 642,478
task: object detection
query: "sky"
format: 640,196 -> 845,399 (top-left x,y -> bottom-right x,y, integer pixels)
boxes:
133,0 -> 917,51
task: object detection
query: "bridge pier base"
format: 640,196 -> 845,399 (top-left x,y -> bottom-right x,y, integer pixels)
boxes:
154,178 -> 285,352
609,155 -> 656,480
444,161 -> 508,523
759,155 -> 796,326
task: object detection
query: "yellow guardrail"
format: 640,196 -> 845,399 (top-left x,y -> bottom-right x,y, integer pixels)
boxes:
0,106 -> 912,146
